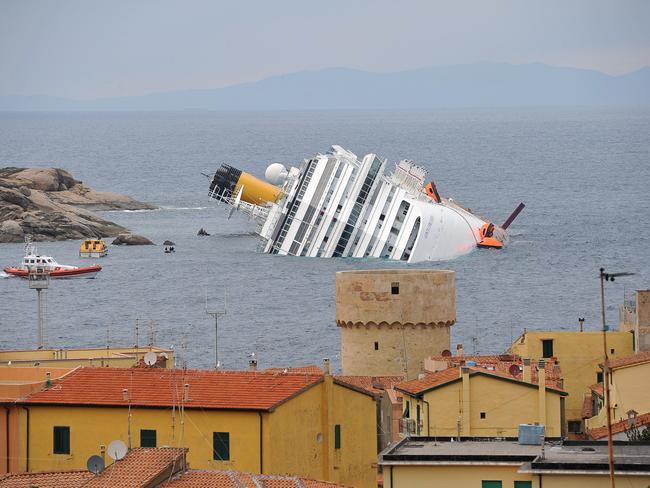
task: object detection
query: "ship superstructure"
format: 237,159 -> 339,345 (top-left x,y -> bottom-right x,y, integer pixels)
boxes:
208,145 -> 521,262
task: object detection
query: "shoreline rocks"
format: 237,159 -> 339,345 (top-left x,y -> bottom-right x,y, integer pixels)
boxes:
111,233 -> 155,246
0,167 -> 156,243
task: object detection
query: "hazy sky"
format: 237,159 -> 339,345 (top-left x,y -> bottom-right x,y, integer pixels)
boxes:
1,0 -> 649,99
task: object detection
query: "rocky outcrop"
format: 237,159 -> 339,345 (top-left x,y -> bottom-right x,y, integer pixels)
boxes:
0,167 -> 156,243
111,233 -> 155,246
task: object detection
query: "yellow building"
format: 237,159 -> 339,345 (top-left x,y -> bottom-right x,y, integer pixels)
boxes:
585,351 -> 650,432
379,437 -> 650,488
509,330 -> 633,435
12,365 -> 377,488
0,346 -> 173,369
396,360 -> 566,438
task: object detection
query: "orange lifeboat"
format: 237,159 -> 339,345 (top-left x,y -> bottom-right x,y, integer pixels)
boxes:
477,223 -> 503,249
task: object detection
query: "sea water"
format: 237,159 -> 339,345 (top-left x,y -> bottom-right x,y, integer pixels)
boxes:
0,109 -> 648,370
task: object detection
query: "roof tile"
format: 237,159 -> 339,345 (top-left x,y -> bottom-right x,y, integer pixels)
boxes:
607,351 -> 650,369
161,470 -> 350,487
21,368 -> 322,411
587,412 -> 650,439
0,471 -> 92,488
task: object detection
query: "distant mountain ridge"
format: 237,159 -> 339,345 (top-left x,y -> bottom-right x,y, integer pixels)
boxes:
1,63 -> 649,111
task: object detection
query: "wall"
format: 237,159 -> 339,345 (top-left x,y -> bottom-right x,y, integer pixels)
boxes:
384,465 -> 650,488
540,474 -> 650,488
384,464 -> 532,488
404,373 -> 563,438
587,360 -> 650,429
336,269 -> 455,378
339,325 -> 450,378
330,382 -> 377,488
636,290 -> 650,352
509,331 -> 633,424
19,405 -> 261,472
0,347 -> 174,369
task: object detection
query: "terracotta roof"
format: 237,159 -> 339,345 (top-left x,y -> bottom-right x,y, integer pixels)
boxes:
334,375 -> 404,396
0,471 -> 92,488
265,365 -> 325,375
607,351 -> 650,370
425,354 -> 563,388
161,470 -> 350,487
396,364 -> 566,396
84,448 -> 186,488
589,383 -> 604,397
581,395 -> 593,419
21,367 -> 322,411
396,367 -> 462,395
587,412 -> 650,440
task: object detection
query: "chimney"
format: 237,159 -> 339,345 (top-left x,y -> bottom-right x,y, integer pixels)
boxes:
456,343 -> 464,357
183,383 -> 190,402
249,359 -> 257,372
523,358 -> 532,383
45,371 -> 52,388
323,358 -> 331,376
461,366 -> 471,436
537,359 -> 546,428
122,388 -> 129,401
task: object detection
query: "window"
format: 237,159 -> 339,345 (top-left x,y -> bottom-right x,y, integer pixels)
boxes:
610,348 -> 615,354
374,341 -> 379,351
213,432 -> 230,461
404,400 -> 410,418
140,429 -> 156,447
480,412 -> 486,419
391,282 -> 399,295
597,371 -> 603,383
53,426 -> 70,454
334,424 -> 341,449
514,482 -> 532,488
568,421 -> 582,434
542,339 -> 554,358
481,482 -> 502,488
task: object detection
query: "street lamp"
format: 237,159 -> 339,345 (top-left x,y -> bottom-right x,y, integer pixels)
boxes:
599,267 -> 635,488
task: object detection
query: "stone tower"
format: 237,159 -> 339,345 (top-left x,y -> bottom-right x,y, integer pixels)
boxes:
336,269 -> 455,379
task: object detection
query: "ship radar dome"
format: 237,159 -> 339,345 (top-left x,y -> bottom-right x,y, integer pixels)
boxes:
265,163 -> 288,186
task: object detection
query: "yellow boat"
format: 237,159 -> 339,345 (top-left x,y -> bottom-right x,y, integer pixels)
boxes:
79,239 -> 108,258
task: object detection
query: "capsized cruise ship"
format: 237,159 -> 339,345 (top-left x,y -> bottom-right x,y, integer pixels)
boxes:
208,145 -> 523,262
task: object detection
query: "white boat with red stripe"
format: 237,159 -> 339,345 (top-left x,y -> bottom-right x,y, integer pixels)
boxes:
3,237 -> 102,279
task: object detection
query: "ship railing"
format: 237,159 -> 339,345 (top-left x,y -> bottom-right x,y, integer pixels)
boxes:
211,186 -> 270,224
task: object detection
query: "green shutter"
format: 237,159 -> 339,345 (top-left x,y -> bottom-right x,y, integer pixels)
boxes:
481,482 -> 502,488
334,424 -> 341,449
542,339 -> 554,358
213,432 -> 230,460
140,429 -> 157,448
53,426 -> 70,454
514,482 -> 532,488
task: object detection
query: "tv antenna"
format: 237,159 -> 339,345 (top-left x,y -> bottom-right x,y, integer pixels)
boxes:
206,289 -> 227,370
28,266 -> 49,349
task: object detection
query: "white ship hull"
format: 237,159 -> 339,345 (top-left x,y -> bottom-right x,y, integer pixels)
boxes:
209,145 -> 514,262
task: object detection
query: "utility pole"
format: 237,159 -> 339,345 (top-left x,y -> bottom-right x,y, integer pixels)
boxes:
206,290 -> 227,369
600,267 -> 635,488
28,269 -> 49,349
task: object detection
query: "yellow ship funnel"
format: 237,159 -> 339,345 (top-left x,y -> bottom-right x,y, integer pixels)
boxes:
209,164 -> 283,205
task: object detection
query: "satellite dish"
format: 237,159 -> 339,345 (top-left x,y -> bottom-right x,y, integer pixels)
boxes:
265,163 -> 288,185
144,352 -> 157,366
107,439 -> 127,460
86,455 -> 105,474
509,364 -> 521,377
